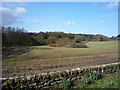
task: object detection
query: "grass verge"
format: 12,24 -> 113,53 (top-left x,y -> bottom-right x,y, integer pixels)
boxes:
72,72 -> 119,88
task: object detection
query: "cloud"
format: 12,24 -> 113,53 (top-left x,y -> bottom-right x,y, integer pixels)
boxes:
0,7 -> 27,26
64,21 -> 76,25
106,2 -> 118,8
32,20 -> 40,24
2,2 -> 26,8
0,7 -> 11,12
100,20 -> 105,24
13,7 -> 27,15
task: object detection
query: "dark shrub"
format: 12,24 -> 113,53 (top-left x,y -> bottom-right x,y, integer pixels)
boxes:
49,42 -> 66,47
69,43 -> 88,48
49,42 -> 88,48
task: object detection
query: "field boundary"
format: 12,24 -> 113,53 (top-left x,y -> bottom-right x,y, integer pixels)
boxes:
1,62 -> 120,89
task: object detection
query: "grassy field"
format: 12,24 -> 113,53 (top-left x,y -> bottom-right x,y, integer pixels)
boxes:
2,41 -> 118,77
54,72 -> 119,88
72,72 -> 119,88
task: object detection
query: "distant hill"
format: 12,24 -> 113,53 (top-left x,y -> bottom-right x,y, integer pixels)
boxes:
95,34 -> 110,40
2,26 -> 117,47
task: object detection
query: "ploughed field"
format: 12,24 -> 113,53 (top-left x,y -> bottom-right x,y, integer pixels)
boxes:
2,41 -> 119,78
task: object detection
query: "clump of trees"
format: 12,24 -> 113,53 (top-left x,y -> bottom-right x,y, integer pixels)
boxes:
74,35 -> 85,43
1,26 -> 117,48
1,26 -> 37,47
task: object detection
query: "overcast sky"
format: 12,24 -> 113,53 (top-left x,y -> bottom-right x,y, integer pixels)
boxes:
1,2 -> 118,37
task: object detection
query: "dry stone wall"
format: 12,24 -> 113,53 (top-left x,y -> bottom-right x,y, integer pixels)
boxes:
1,62 -> 120,89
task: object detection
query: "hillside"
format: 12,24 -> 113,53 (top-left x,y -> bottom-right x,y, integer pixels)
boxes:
96,34 -> 110,40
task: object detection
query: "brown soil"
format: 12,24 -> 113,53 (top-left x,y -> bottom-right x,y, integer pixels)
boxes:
2,52 -> 118,78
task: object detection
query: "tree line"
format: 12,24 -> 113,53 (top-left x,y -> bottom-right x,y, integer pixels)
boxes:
1,26 -> 37,47
1,26 -> 118,47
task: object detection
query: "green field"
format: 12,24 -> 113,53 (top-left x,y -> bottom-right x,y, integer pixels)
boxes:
3,41 -> 118,77
54,72 -> 119,88
72,72 -> 119,88
5,41 -> 118,61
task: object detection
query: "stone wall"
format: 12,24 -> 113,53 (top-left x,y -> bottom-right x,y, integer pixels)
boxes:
1,62 -> 120,89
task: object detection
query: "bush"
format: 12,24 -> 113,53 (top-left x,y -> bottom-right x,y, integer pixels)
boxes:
49,42 -> 66,47
56,38 -> 72,43
74,35 -> 85,43
46,36 -> 58,44
81,75 -> 90,84
60,78 -> 71,88
49,42 -> 88,48
89,71 -> 101,80
69,43 -> 88,48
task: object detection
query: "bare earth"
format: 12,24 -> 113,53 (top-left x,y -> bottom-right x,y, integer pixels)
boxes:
2,41 -> 119,78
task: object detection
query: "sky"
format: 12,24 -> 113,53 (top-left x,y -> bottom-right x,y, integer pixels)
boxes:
1,2 -> 118,37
